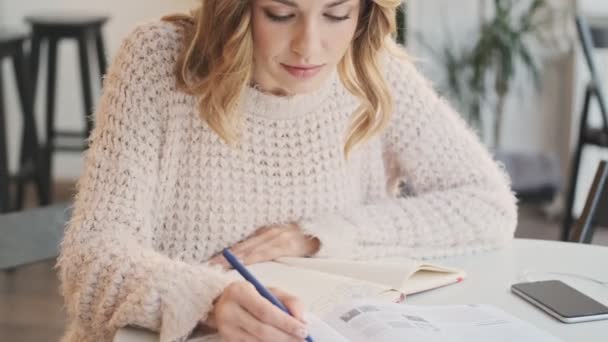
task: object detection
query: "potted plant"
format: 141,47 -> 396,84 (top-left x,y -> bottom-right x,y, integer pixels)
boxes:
420,0 -> 554,148
416,0 -> 573,202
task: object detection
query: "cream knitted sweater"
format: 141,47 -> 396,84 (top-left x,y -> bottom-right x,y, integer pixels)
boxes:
58,21 -> 517,342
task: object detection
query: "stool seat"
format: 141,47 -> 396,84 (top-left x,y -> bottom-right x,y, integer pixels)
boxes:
588,17 -> 608,48
0,29 -> 28,59
0,29 -> 28,45
25,13 -> 109,27
591,26 -> 608,48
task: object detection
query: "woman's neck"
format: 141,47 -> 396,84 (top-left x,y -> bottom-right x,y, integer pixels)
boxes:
241,69 -> 340,120
249,80 -> 291,97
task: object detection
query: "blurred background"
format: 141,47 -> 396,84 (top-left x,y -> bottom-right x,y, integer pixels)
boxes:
1,0 -> 607,340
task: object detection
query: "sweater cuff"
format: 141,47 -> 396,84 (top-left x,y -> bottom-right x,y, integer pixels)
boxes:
157,263 -> 232,342
299,214 -> 358,259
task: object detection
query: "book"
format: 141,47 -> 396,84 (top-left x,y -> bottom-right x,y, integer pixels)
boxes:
230,256 -> 467,315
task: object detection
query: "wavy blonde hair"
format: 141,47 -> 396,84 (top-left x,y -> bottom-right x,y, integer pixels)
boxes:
163,0 -> 405,157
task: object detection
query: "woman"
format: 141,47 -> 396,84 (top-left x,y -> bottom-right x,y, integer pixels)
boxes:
58,0 -> 517,341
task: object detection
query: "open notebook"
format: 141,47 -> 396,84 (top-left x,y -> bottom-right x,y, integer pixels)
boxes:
230,256 -> 466,315
113,258 -> 467,342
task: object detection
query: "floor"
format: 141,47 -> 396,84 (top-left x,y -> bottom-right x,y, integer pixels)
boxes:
1,182 -> 607,342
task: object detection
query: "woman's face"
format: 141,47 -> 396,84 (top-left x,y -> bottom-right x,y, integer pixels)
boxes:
251,0 -> 361,96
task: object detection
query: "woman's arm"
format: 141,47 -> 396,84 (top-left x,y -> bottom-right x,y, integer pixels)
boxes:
300,53 -> 517,260
57,23 -> 232,342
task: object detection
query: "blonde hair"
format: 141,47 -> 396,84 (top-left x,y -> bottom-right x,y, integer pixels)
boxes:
163,0 -> 405,157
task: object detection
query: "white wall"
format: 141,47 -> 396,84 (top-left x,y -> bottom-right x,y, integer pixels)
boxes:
1,0 -> 195,179
580,0 -> 608,13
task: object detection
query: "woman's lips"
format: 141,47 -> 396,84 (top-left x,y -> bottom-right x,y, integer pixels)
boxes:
281,63 -> 324,79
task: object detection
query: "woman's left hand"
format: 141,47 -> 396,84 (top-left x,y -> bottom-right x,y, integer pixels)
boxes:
208,223 -> 320,269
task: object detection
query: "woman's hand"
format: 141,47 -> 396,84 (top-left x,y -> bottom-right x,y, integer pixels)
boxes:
205,281 -> 309,341
209,223 -> 320,268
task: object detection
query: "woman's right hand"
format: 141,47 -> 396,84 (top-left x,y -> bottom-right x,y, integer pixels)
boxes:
205,281 -> 309,341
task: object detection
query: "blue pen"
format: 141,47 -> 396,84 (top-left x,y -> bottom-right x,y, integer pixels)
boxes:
222,248 -> 314,342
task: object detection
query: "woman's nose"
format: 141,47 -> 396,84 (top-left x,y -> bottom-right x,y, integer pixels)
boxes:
291,21 -> 321,61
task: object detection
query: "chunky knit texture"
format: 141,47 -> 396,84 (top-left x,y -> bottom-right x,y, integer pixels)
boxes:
58,20 -> 517,342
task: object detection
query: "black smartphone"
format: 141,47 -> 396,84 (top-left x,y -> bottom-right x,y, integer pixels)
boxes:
511,280 -> 608,323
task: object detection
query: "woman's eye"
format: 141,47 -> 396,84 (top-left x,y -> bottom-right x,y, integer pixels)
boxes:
265,11 -> 294,22
325,14 -> 351,22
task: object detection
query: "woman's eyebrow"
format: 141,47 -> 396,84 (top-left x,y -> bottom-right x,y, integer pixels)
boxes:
325,0 -> 352,8
270,0 -> 299,8
269,0 -> 352,9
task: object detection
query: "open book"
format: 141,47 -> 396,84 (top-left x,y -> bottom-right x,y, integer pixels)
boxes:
301,299 -> 561,342
231,256 -> 466,315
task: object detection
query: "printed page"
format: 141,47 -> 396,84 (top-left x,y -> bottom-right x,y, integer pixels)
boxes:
275,257 -> 465,294
306,312 -> 350,342
321,300 -> 561,342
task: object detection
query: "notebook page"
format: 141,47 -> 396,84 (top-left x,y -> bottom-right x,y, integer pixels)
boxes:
274,257 -> 419,290
237,262 -> 399,315
276,257 -> 465,292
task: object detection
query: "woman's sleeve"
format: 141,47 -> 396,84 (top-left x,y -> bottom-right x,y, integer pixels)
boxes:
57,23 -> 232,342
300,53 -> 517,260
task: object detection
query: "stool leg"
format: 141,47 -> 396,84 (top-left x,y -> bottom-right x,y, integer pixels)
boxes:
44,38 -> 59,202
29,31 -> 43,94
95,28 -> 108,83
13,44 -> 48,208
78,31 -> 95,140
561,87 -> 593,241
0,67 -> 10,213
28,33 -> 51,205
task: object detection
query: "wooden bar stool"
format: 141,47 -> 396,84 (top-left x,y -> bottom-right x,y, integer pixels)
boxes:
0,28 -> 47,212
561,16 -> 608,241
25,13 -> 109,201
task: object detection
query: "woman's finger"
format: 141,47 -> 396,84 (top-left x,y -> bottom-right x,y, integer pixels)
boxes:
239,285 -> 308,340
207,255 -> 231,269
237,304 -> 302,342
219,326 -> 263,342
239,247 -> 277,265
232,226 -> 282,255
233,231 -> 285,264
238,234 -> 293,265
268,287 -> 307,323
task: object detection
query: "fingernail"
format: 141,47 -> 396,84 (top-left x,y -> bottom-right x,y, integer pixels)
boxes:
296,328 -> 308,338
301,312 -> 310,324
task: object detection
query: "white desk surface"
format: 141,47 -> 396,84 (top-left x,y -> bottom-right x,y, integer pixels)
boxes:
115,239 -> 608,342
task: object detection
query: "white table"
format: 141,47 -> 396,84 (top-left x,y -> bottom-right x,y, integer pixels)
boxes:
406,239 -> 608,341
115,239 -> 608,341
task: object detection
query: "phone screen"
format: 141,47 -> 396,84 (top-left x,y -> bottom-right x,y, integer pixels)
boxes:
512,280 -> 608,318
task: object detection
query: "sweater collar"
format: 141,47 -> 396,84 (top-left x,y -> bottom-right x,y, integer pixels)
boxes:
241,69 -> 339,120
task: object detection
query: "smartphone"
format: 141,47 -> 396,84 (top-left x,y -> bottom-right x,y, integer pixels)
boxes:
511,280 -> 608,323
